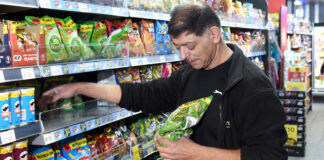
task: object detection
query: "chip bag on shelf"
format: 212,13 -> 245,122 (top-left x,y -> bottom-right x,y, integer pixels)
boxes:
132,22 -> 145,56
60,135 -> 91,160
77,21 -> 96,61
29,146 -> 55,160
141,20 -> 156,55
91,21 -> 108,58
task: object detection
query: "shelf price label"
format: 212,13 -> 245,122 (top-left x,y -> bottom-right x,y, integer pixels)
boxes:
69,124 -> 81,136
0,129 -> 16,145
39,0 -> 52,8
42,66 -> 51,77
78,3 -> 88,12
80,122 -> 86,132
44,133 -> 55,144
86,120 -> 96,130
21,68 -> 35,80
50,65 -> 63,76
62,65 -> 69,74
64,128 -> 71,137
285,124 -> 298,144
95,118 -> 101,126
0,70 -> 5,83
108,114 -> 113,122
53,129 -> 65,141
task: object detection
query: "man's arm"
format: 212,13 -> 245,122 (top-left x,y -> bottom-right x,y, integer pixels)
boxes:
155,136 -> 240,160
38,82 -> 122,108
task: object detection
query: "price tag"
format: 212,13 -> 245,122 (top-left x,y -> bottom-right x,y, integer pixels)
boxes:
285,125 -> 298,142
80,122 -> 86,132
44,132 -> 55,144
53,129 -> 65,141
64,128 -> 71,137
0,70 -> 5,83
0,129 -> 16,144
79,63 -> 85,72
112,7 -> 121,14
160,56 -> 166,62
86,120 -> 96,130
39,0 -> 52,8
120,110 -> 125,118
95,118 -> 101,126
84,62 -> 95,72
132,145 -> 141,160
42,66 -> 51,77
78,3 -> 88,12
68,64 -> 80,74
153,12 -> 159,19
21,68 -> 35,80
69,124 -> 81,136
94,62 -> 99,70
50,65 -> 63,76
62,65 -> 69,74
107,61 -> 113,68
109,114 -> 113,121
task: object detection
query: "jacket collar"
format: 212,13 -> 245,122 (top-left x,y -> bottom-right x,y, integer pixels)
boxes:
224,43 -> 245,93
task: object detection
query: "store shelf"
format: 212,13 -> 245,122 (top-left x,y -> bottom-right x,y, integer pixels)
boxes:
38,0 -> 129,17
40,58 -> 130,77
32,100 -> 141,145
0,0 -> 38,8
287,31 -> 313,36
128,9 -> 170,21
130,54 -> 181,67
0,121 -> 42,146
221,21 -> 267,30
0,66 -> 42,84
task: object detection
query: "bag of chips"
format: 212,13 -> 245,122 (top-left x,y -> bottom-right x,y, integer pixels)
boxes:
14,140 -> 28,160
0,144 -> 14,160
152,64 -> 162,80
29,146 -> 55,160
132,22 -> 145,56
155,95 -> 213,146
60,135 -> 91,160
141,20 -> 156,55
90,21 -> 108,58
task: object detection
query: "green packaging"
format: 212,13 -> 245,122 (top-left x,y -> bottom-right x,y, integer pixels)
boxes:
78,21 -> 96,60
55,17 -> 81,61
90,21 -> 107,58
102,26 -> 129,58
156,95 -> 213,146
28,16 -> 68,63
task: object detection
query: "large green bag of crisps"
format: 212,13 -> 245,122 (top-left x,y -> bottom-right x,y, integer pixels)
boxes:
102,26 -> 129,58
55,17 -> 81,61
90,21 -> 107,58
26,16 -> 68,63
155,95 -> 213,146
78,21 -> 96,60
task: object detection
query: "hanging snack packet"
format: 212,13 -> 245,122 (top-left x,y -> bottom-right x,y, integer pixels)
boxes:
14,140 -> 28,160
155,95 -> 213,146
132,22 -> 145,56
90,21 -> 108,58
128,0 -> 139,9
131,67 -> 141,83
115,68 -> 133,84
61,135 -> 91,160
0,144 -> 14,160
155,20 -> 164,55
141,20 -> 156,55
161,21 -> 172,54
152,64 -> 162,80
29,146 -> 55,160
139,66 -> 153,83
162,63 -> 172,78
38,16 -> 68,63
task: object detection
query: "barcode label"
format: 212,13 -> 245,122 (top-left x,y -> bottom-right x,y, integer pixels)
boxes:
44,133 -> 55,144
21,109 -> 26,120
78,3 -> 88,12
50,65 -> 63,76
39,0 -> 52,8
0,70 -> 5,83
21,68 -> 35,79
0,130 -> 16,144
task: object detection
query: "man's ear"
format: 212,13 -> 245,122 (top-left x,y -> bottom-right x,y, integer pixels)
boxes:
209,26 -> 221,44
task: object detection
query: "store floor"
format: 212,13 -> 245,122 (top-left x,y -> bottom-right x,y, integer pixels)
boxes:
288,97 -> 324,160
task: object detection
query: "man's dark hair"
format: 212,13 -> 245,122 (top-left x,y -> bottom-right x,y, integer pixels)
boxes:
168,4 -> 221,38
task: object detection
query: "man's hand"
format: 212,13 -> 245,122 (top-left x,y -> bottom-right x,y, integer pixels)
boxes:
155,135 -> 201,160
38,83 -> 78,109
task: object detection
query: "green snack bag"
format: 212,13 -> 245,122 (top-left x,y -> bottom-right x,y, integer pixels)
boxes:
78,21 -> 96,60
39,16 -> 68,63
155,95 -> 213,147
102,26 -> 129,58
55,17 -> 81,61
90,21 -> 107,58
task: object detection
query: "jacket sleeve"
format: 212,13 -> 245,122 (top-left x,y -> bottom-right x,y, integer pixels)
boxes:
118,68 -> 182,114
239,89 -> 288,160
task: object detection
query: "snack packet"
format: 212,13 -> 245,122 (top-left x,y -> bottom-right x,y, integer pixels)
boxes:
115,69 -> 133,84
131,68 -> 141,83
155,95 -> 213,146
29,146 -> 55,160
90,21 -> 108,58
152,64 -> 162,80
132,22 -> 145,56
52,143 -> 67,160
162,63 -> 172,78
14,140 -> 28,160
0,144 -> 14,160
60,135 -> 91,160
139,66 -> 153,82
141,20 -> 156,55
102,26 -> 129,58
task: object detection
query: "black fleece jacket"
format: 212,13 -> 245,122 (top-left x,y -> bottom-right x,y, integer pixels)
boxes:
119,44 -> 288,160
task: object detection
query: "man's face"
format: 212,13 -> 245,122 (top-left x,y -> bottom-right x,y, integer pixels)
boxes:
172,30 -> 216,70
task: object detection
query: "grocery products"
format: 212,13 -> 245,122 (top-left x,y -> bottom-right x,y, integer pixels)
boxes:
0,91 -> 10,130
0,144 -> 14,160
156,95 -> 213,145
29,146 -> 55,160
19,87 -> 35,124
0,22 -> 12,67
90,21 -> 107,58
141,20 -> 156,55
60,135 -> 91,160
14,140 -> 28,160
8,89 -> 21,127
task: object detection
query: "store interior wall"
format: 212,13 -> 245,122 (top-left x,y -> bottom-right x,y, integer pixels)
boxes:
286,0 -> 324,24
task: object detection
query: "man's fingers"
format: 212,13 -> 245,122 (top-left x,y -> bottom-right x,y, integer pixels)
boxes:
156,135 -> 174,147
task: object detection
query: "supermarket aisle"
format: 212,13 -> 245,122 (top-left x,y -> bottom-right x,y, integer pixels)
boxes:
288,98 -> 324,160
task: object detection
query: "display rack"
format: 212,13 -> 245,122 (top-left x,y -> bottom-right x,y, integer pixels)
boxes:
0,0 -> 270,159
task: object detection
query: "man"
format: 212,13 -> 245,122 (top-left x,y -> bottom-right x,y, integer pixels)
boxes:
39,4 -> 287,160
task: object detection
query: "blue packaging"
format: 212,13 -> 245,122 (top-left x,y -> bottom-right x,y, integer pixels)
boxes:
0,23 -> 12,68
155,20 -> 164,55
61,135 -> 91,160
161,21 -> 172,54
0,91 -> 10,130
8,89 -> 21,127
19,87 -> 35,124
